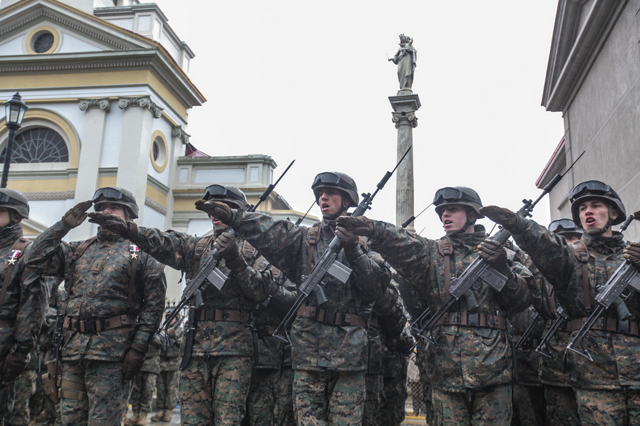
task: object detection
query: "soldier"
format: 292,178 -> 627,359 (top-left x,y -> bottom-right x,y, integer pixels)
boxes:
25,187 -> 166,426
151,307 -> 183,423
88,184 -> 285,425
196,172 -> 394,425
0,189 -> 47,424
336,186 -> 532,426
480,180 -> 640,426
125,333 -> 165,426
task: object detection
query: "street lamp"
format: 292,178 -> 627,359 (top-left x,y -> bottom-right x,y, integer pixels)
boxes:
2,92 -> 28,188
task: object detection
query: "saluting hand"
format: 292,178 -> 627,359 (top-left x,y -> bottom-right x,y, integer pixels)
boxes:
61,200 -> 93,229
336,216 -> 374,237
195,200 -> 233,224
633,210 -> 640,221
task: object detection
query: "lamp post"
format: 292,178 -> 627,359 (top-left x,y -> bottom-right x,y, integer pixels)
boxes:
2,93 -> 28,188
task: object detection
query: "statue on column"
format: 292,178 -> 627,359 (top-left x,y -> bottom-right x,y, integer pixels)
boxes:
389,34 -> 417,92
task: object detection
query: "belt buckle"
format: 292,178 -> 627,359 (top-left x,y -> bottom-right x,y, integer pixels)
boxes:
84,321 -> 96,333
468,313 -> 479,327
449,312 -> 457,324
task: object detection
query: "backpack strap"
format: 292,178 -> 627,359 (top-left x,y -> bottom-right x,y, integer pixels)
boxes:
0,238 -> 30,308
242,241 -> 257,260
306,222 -> 322,275
437,237 -> 454,295
573,240 -> 592,311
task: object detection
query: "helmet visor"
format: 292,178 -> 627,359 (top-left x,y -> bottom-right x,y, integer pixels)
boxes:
92,187 -> 135,204
203,185 -> 246,204
312,173 -> 357,192
433,187 -> 479,206
549,218 -> 579,234
569,181 -> 615,203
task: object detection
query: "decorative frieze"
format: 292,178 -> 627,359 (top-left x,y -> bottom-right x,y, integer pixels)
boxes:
145,196 -> 168,215
78,97 -> 111,112
118,96 -> 163,118
24,191 -> 75,201
172,126 -> 191,145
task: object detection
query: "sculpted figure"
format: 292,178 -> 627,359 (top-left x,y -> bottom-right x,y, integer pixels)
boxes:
389,34 -> 417,92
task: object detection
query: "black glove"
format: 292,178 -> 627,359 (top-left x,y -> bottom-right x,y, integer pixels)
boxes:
0,347 -> 30,384
87,212 -> 138,239
214,232 -> 246,274
122,343 -> 149,381
479,206 -> 524,232
477,238 -> 508,270
61,200 -> 93,229
195,200 -> 233,224
624,243 -> 640,271
336,216 -> 374,237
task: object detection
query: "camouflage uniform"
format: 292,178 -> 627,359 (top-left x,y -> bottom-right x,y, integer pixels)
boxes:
363,222 -> 532,426
274,347 -> 295,426
128,343 -> 161,415
509,219 -> 640,426
41,280 -> 66,426
124,227 -> 280,425
0,223 -> 47,423
154,320 -> 183,419
5,363 -> 36,426
226,213 -> 393,426
25,222 -> 166,426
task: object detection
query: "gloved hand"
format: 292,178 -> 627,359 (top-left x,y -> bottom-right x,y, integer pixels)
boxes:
195,200 -> 233,224
87,212 -> 138,239
477,238 -> 508,270
335,226 -> 359,249
62,200 -> 93,229
624,242 -> 640,271
214,232 -> 246,274
633,210 -> 640,221
479,206 -> 523,232
336,216 -> 374,237
122,343 -> 149,381
0,347 -> 30,384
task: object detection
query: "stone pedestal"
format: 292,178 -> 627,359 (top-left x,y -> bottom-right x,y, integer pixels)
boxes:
389,93 -> 420,232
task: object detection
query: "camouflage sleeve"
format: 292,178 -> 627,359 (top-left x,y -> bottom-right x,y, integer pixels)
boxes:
133,256 -> 166,345
130,227 -> 198,273
511,219 -> 576,290
231,212 -> 306,282
374,284 -> 407,340
515,249 -> 556,319
13,246 -> 48,351
23,220 -> 80,277
494,268 -> 533,313
368,220 -> 435,289
233,252 -> 280,305
267,278 -> 299,317
349,249 -> 393,304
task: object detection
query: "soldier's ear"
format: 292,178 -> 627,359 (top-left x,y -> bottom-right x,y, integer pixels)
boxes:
467,209 -> 478,224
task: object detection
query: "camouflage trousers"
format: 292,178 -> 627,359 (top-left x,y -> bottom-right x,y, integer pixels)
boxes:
130,371 -> 157,413
0,380 -> 16,423
293,369 -> 366,426
59,360 -> 132,426
544,385 -> 580,426
179,355 -> 252,426
5,369 -> 36,426
431,383 -> 513,426
243,368 -> 279,426
379,374 -> 407,426
362,374 -> 382,426
574,388 -> 640,426
274,365 -> 295,426
512,384 -> 546,426
156,369 -> 180,410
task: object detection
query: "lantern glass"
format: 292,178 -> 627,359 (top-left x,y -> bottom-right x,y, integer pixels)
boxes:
4,93 -> 28,127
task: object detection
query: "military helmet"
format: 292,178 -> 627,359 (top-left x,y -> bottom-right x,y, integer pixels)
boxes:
569,180 -> 626,227
548,218 -> 582,236
202,184 -> 249,211
92,187 -> 139,219
311,172 -> 359,207
0,188 -> 29,219
433,186 -> 484,219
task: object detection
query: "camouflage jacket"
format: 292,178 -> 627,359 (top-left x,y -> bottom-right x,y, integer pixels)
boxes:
367,222 -> 532,392
160,321 -> 183,371
229,213 -> 392,372
511,219 -> 640,390
129,226 -> 279,357
26,221 -> 166,362
0,224 -> 47,359
507,306 -> 544,386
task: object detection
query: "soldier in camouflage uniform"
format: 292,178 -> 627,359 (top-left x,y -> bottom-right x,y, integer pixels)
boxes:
89,184 -> 286,426
481,180 -> 640,426
151,308 -> 183,423
0,189 -> 47,425
26,188 -> 166,426
379,322 -> 413,426
337,186 -> 532,426
198,172 -> 394,426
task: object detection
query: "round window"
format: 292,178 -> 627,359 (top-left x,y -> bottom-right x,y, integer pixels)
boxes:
150,134 -> 168,172
33,32 -> 54,53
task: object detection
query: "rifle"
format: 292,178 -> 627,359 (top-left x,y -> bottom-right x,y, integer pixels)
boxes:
295,201 -> 316,226
273,148 -> 412,343
416,151 -> 585,346
160,160 -> 295,334
566,217 -> 640,361
536,215 -> 635,359
514,310 -> 544,354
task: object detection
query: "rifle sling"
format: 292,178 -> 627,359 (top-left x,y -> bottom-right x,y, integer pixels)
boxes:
438,237 -> 453,295
573,240 -> 592,311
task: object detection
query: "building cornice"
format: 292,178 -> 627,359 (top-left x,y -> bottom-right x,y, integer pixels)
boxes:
176,155 -> 278,168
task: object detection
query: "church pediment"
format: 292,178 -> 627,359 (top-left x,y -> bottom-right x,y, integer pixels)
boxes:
542,0 -> 628,112
0,0 -> 156,55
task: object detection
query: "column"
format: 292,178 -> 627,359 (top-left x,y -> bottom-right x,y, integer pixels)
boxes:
389,93 -> 420,232
116,96 -> 163,225
70,98 -> 110,240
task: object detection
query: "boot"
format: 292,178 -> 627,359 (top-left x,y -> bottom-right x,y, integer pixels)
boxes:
149,410 -> 164,422
136,411 -> 148,425
162,409 -> 172,422
125,411 -> 140,426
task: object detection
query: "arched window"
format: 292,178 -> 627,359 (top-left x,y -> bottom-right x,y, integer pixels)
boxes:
0,127 -> 69,163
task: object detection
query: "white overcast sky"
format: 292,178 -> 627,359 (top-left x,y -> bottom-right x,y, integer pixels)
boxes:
148,0 -> 565,237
